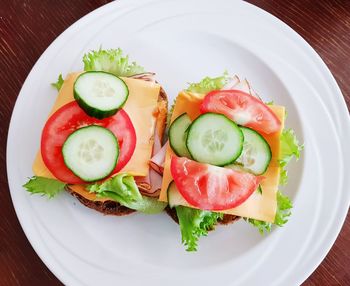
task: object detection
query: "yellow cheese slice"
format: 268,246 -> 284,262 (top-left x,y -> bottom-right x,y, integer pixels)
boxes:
70,184 -> 109,202
159,91 -> 285,222
33,72 -> 160,201
155,99 -> 168,141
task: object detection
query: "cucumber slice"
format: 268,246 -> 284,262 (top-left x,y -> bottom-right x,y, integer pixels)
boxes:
167,181 -> 188,208
62,125 -> 119,182
235,127 -> 272,175
224,163 -> 248,173
169,113 -> 192,157
186,113 -> 243,166
74,71 -> 129,119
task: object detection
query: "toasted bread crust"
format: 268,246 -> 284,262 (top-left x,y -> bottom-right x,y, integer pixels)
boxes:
219,214 -> 241,225
68,82 -> 168,216
165,206 -> 240,225
68,186 -> 135,216
159,86 -> 167,102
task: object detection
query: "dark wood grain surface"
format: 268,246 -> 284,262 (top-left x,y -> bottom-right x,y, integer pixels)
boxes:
1,0 -> 349,285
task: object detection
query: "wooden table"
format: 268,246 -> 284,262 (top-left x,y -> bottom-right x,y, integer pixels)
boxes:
1,0 -> 349,285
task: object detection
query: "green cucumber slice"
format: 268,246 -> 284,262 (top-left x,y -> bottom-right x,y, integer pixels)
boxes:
186,113 -> 243,166
74,71 -> 129,119
169,113 -> 192,157
62,125 -> 119,182
167,181 -> 188,208
235,127 -> 272,175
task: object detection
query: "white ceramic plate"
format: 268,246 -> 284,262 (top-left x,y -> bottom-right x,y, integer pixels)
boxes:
7,0 -> 350,285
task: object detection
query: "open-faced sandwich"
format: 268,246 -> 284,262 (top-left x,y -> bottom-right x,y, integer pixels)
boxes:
24,48 -> 168,215
160,73 -> 302,251
23,54 -> 302,252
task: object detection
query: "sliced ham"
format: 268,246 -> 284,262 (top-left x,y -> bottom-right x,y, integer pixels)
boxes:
222,76 -> 262,101
130,72 -> 156,83
243,79 -> 263,100
149,107 -> 167,175
153,127 -> 162,154
234,78 -> 251,94
137,122 -> 166,197
136,169 -> 162,198
135,177 -> 151,193
147,169 -> 163,197
150,143 -> 167,175
221,75 -> 240,90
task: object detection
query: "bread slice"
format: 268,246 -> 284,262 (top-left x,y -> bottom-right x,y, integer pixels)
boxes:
68,186 -> 136,216
68,84 -> 168,216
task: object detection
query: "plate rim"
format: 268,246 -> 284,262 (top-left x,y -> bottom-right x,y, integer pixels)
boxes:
6,0 -> 350,285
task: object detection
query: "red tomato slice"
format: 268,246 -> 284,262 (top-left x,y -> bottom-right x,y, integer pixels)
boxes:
200,90 -> 281,134
41,101 -> 136,184
170,156 -> 262,211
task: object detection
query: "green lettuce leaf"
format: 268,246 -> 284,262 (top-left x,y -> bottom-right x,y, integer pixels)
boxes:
88,173 -> 142,203
274,191 -> 293,226
279,128 -> 303,185
168,72 -> 229,126
175,206 -> 223,251
279,128 -> 303,167
246,218 -> 272,234
88,174 -> 166,214
128,196 -> 168,214
51,74 -> 64,91
279,168 -> 288,186
83,48 -> 145,76
186,72 -> 229,94
246,190 -> 293,234
246,128 -> 301,233
23,176 -> 66,198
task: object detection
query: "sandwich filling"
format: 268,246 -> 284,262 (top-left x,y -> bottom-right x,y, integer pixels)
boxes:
160,91 -> 285,222
32,72 -> 164,201
23,49 -> 302,252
